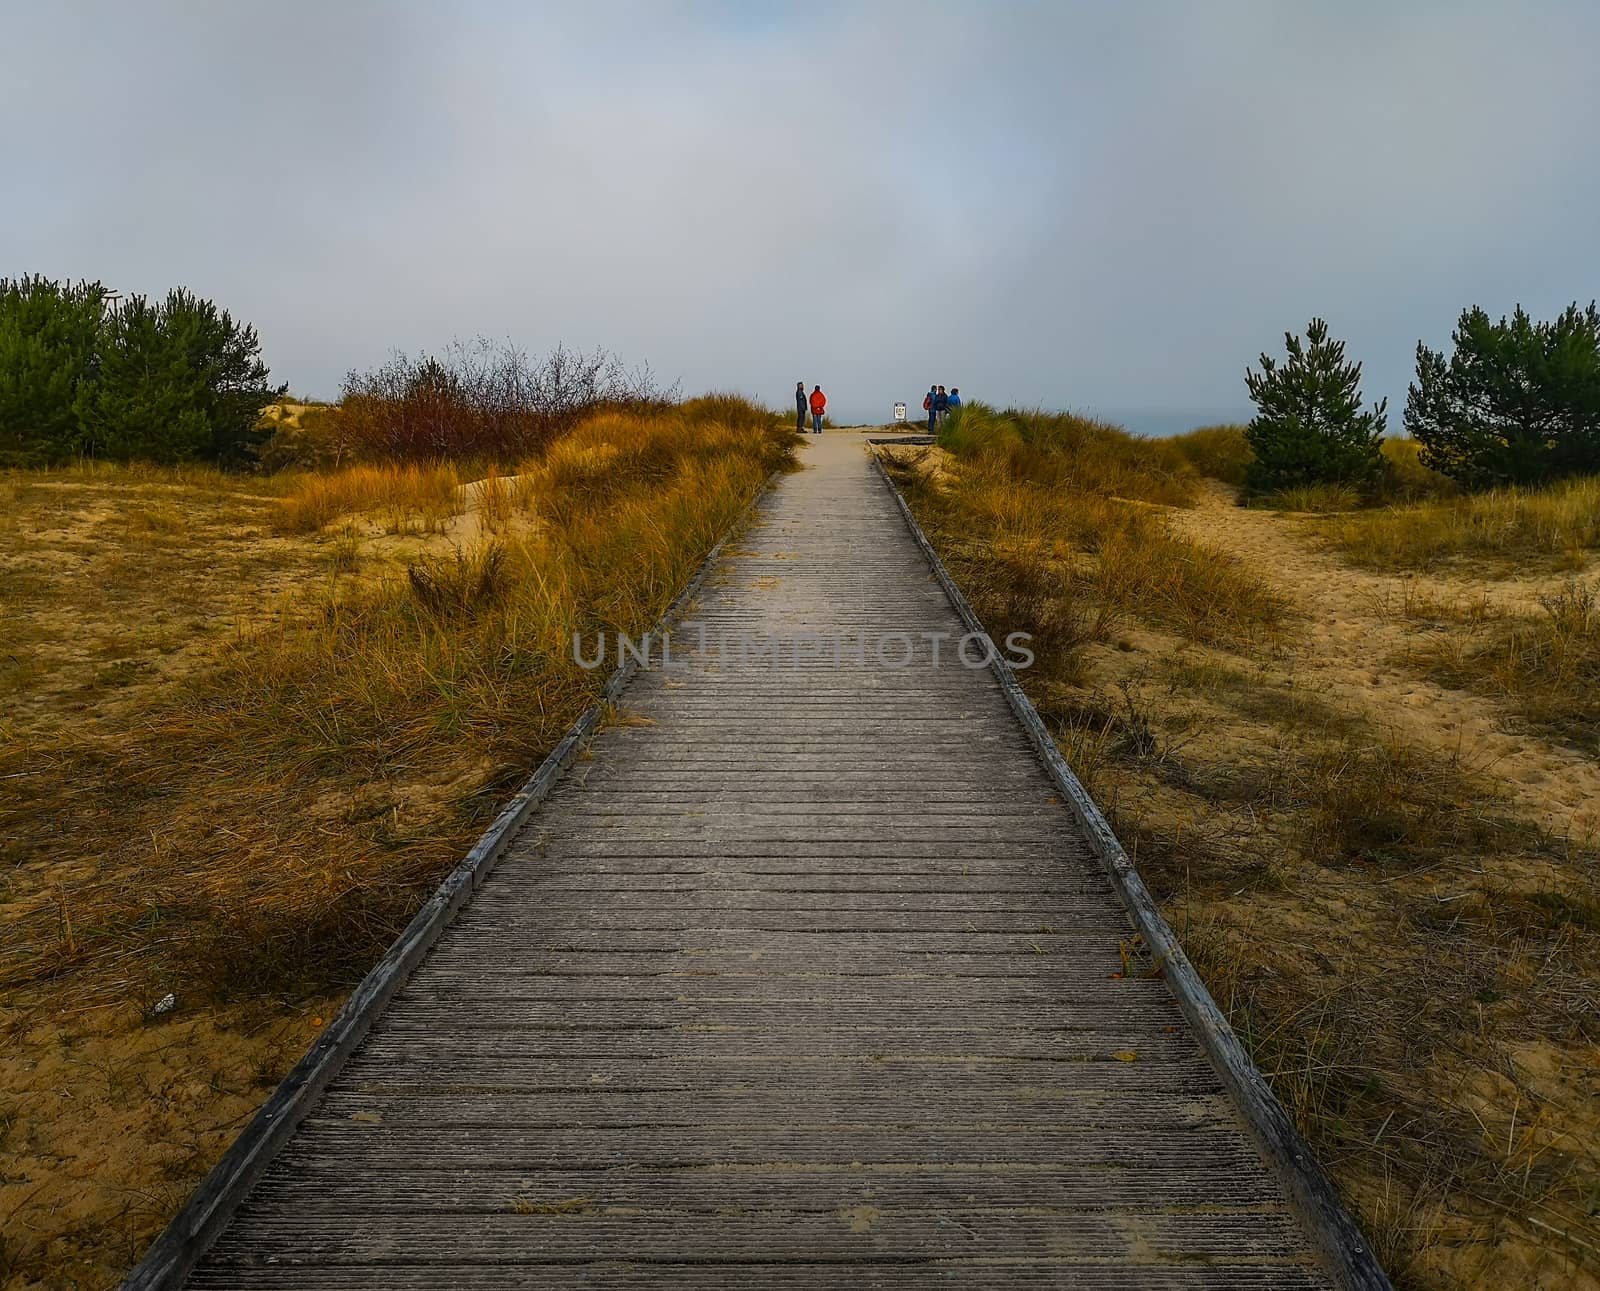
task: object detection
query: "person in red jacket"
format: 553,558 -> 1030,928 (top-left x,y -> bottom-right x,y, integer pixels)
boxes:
808,385 -> 826,434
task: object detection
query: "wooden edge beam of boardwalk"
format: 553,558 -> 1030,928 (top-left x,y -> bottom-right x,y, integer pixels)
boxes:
125,430 -> 1390,1290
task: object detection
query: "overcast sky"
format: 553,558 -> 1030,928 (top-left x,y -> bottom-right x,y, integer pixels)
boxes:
6,1 -> 1598,431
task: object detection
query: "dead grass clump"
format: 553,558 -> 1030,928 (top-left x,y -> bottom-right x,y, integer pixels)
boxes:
123,504 -> 189,537
1255,481 -> 1365,513
1324,474 -> 1600,572
407,542 -> 510,619
1290,736 -> 1524,869
1417,579 -> 1600,753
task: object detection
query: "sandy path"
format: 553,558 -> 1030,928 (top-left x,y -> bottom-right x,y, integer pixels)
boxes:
1168,482 -> 1600,840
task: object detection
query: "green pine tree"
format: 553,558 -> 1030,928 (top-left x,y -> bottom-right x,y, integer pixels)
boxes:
1244,318 -> 1387,495
1405,303 -> 1600,488
76,289 -> 284,465
0,276 -> 109,465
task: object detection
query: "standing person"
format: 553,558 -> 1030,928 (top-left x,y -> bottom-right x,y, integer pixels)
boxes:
934,385 -> 950,425
925,385 -> 937,433
809,384 -> 827,434
947,387 -> 962,413
794,381 -> 807,432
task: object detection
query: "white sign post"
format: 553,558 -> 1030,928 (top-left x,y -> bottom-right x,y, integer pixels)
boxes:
893,402 -> 907,422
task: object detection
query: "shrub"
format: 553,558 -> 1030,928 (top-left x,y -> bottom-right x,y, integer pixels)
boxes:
1244,318 -> 1386,495
1171,424 -> 1252,486
339,338 -> 674,462
1406,302 -> 1600,488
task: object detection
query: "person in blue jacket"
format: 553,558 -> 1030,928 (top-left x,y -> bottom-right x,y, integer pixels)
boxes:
924,385 -> 937,432
947,387 -> 962,413
794,381 -> 807,432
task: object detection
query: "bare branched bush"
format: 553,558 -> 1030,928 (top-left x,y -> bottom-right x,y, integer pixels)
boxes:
337,338 -> 676,462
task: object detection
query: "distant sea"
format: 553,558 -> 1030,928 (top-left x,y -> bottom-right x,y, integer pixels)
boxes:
1088,410 -> 1252,439
833,407 -> 1253,436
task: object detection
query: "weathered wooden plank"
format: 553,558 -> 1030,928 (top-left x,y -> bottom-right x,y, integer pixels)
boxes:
401,971 -> 1165,999
187,1264 -> 1336,1290
241,1159 -> 1288,1212
347,1026 -> 1197,1062
272,1123 -> 1266,1170
379,997 -> 1182,1028
204,1210 -> 1317,1265
494,871 -> 1111,893
412,951 -> 1131,978
419,930 -> 1130,957
444,909 -> 1123,935
309,1084 -> 1217,1124
333,1053 -> 1226,1094
456,893 -> 1116,919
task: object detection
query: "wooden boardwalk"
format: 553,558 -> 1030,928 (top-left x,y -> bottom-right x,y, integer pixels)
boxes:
174,435 -> 1363,1288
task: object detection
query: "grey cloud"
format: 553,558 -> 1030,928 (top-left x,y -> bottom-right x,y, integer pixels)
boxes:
5,0 -> 1597,430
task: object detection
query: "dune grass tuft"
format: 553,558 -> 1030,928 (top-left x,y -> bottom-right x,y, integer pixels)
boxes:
1322,474 -> 1600,571
1170,423 -> 1252,486
1416,578 -> 1600,752
273,462 -> 465,535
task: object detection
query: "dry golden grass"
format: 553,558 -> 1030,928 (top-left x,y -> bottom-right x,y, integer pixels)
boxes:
943,403 -> 1195,505
1376,436 -> 1458,502
891,406 -> 1284,666
1415,579 -> 1600,754
0,465 -> 314,744
1324,474 -> 1600,572
0,397 -> 797,1289
891,425 -> 1600,1289
1171,423 -> 1252,486
273,461 -> 465,535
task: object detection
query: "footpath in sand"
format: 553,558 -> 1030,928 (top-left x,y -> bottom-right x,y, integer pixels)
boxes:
1168,482 -> 1600,842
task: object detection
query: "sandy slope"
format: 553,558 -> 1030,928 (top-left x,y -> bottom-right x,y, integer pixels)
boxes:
1168,482 -> 1600,841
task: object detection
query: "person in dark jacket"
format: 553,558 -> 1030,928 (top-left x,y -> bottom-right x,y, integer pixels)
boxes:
809,385 -> 827,434
934,386 -> 950,424
795,382 -> 807,432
